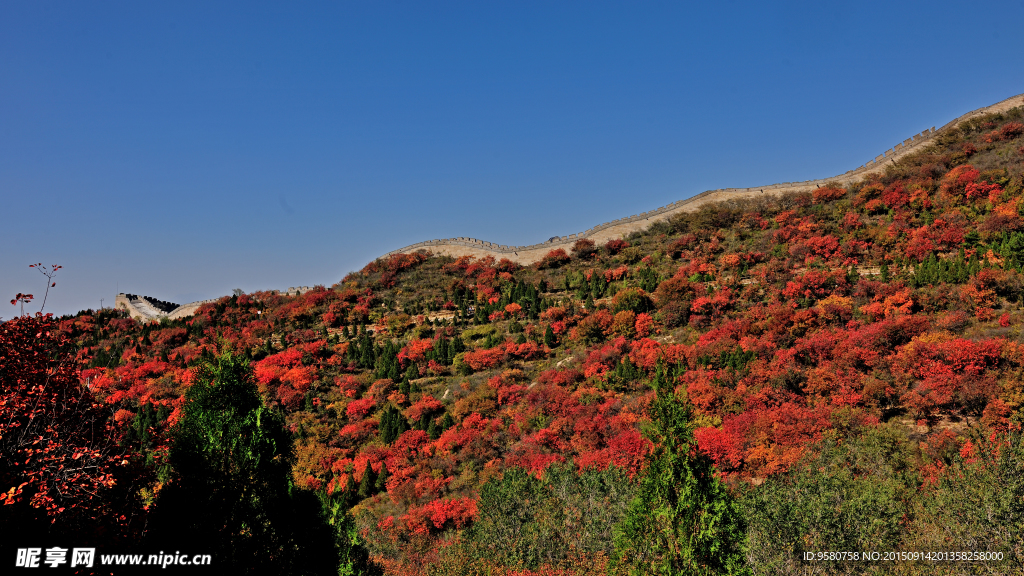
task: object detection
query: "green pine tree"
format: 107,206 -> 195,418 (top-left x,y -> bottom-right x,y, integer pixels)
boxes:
440,413 -> 455,433
344,472 -> 358,507
357,466 -> 376,500
379,405 -> 408,445
544,325 -> 557,348
375,462 -> 389,493
612,365 -> 748,576
146,353 -> 347,575
847,266 -> 859,286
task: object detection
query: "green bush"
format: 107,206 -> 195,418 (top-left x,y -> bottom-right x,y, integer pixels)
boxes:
461,324 -> 497,342
612,287 -> 654,314
457,462 -> 634,571
741,425 -> 919,576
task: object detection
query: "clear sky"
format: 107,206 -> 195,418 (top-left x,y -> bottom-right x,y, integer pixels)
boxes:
3,1 -> 1024,318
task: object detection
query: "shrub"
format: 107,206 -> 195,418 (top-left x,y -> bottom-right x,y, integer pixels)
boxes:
611,310 -> 637,337
619,246 -> 646,264
604,239 -> 629,255
346,397 -> 377,420
657,300 -> 691,328
463,346 -> 506,371
461,324 -> 497,342
452,463 -> 634,571
743,426 -> 919,573
612,287 -> 654,314
575,309 -> 613,345
812,186 -> 847,204
537,249 -> 570,269
983,121 -> 1024,143
452,352 -> 472,376
571,238 -> 597,259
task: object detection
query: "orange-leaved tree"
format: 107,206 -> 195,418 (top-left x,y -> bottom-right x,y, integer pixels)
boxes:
0,311 -> 147,548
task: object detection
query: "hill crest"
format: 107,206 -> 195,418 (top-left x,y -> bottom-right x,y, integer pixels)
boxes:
380,93 -> 1024,265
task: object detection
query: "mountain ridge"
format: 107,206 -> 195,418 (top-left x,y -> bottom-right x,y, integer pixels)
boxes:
380,92 -> 1024,265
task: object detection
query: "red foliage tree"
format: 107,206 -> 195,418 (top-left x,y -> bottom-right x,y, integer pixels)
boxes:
812,186 -> 846,204
537,249 -> 570,269
571,238 -> 597,259
405,395 -> 444,422
346,396 -> 378,420
604,239 -> 629,255
0,314 -> 145,544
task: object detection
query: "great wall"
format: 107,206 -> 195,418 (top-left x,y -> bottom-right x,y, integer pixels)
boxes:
114,286 -> 314,322
117,93 -> 1024,322
380,93 -> 1024,266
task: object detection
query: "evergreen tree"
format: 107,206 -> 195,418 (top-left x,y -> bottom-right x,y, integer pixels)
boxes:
344,473 -> 358,507
612,365 -> 748,576
375,462 -> 389,494
439,413 -> 455,433
146,353 -> 345,575
576,281 -> 590,300
379,405 -> 408,445
636,266 -> 661,293
359,341 -> 374,369
451,335 -> 466,356
127,402 -> 158,450
484,332 -> 501,349
357,466 -> 376,500
609,357 -> 643,390
373,340 -> 402,380
544,325 -> 557,348
404,363 -> 419,382
319,492 -> 380,576
432,336 -> 450,364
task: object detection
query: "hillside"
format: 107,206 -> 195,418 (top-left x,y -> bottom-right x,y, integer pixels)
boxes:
5,100 -> 1024,575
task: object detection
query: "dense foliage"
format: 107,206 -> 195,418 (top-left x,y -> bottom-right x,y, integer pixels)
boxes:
144,353 -> 351,574
5,106 -> 1024,574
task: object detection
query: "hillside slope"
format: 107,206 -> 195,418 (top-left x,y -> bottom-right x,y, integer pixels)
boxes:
10,99 -> 1024,575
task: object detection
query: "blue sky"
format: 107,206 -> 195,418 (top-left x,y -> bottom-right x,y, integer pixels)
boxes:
3,1 -> 1023,317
